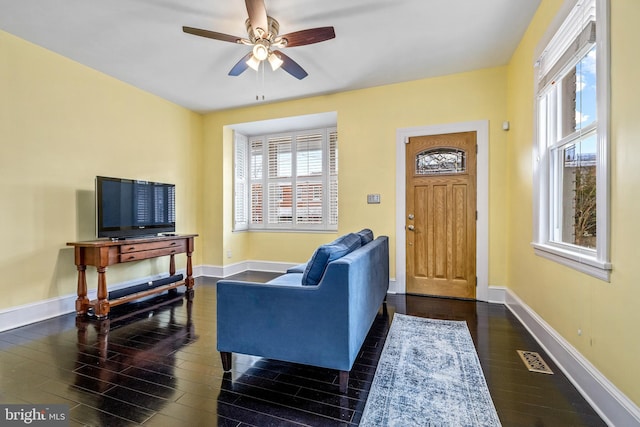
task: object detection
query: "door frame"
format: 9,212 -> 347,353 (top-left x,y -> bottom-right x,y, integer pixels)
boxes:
395,120 -> 489,301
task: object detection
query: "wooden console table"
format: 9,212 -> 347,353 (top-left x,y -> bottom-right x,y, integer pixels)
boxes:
67,234 -> 197,318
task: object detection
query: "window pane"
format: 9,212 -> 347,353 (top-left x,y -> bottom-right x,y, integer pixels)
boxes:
576,45 -> 597,131
329,178 -> 338,226
329,131 -> 338,175
251,183 -> 263,224
268,137 -> 292,178
250,139 -> 263,180
561,45 -> 597,138
235,182 -> 246,224
268,182 -> 292,224
560,134 -> 597,248
296,182 -> 323,224
297,133 -> 323,177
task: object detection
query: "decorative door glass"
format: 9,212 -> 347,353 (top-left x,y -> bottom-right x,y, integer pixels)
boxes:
416,148 -> 466,175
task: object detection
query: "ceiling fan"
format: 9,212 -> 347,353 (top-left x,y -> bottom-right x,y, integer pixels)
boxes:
183,0 -> 336,80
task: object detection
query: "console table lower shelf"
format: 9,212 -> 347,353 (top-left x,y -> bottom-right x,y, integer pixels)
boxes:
67,234 -> 197,318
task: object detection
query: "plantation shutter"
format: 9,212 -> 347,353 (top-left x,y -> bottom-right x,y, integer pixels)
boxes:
296,131 -> 323,225
537,2 -> 596,92
234,133 -> 248,230
234,126 -> 338,231
328,129 -> 338,226
267,135 -> 293,225
249,138 -> 264,225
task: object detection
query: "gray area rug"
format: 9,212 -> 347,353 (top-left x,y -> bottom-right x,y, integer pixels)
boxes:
360,314 -> 501,427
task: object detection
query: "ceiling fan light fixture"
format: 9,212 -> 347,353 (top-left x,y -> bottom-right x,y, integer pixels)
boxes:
268,52 -> 283,71
246,54 -> 261,71
252,42 -> 269,61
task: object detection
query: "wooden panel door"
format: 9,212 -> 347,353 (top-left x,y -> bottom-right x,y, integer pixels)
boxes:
406,132 -> 477,299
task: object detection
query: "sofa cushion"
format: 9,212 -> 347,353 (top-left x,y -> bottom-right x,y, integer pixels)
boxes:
266,273 -> 305,286
302,233 -> 362,286
357,228 -> 374,245
286,263 -> 308,274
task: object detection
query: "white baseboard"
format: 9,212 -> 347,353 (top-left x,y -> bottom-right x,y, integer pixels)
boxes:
200,260 -> 296,278
505,288 -> 640,427
487,285 -> 507,304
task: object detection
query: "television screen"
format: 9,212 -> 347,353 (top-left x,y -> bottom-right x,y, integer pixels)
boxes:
96,176 -> 176,239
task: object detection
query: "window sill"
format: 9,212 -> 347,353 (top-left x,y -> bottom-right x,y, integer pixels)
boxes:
531,242 -> 612,282
234,228 -> 338,234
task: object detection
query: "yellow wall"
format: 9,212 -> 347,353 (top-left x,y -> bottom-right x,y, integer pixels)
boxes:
202,67 -> 510,285
0,31 -> 203,310
506,0 -> 640,405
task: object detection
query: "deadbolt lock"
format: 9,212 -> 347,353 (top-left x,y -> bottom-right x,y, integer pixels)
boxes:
408,214 -> 414,220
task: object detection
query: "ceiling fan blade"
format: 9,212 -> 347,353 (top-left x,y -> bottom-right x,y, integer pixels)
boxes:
279,27 -> 336,47
274,51 -> 308,80
245,0 -> 268,38
183,26 -> 241,43
229,52 -> 254,76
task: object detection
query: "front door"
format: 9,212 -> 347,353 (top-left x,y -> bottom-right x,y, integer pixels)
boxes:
406,132 -> 477,299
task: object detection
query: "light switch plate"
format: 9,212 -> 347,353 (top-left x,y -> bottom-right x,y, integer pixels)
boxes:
367,194 -> 381,204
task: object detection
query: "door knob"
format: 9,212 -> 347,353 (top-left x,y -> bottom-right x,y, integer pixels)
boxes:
407,225 -> 415,231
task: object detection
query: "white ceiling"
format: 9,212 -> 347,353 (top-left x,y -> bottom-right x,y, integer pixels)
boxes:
0,0 -> 540,113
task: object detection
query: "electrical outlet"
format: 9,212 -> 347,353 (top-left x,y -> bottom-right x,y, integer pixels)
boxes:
226,250 -> 232,259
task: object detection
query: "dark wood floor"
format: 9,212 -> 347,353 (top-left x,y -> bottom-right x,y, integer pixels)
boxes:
0,273 -> 606,426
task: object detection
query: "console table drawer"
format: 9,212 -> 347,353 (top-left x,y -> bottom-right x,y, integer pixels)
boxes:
119,244 -> 186,263
120,240 -> 184,254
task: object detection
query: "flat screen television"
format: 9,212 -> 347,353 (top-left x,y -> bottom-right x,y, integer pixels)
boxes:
96,176 -> 176,239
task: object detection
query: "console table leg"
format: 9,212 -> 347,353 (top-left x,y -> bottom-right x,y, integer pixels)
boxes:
95,267 -> 110,318
169,254 -> 176,276
185,251 -> 194,290
75,264 -> 90,315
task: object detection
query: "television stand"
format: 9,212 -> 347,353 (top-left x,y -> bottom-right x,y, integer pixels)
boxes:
67,234 -> 197,318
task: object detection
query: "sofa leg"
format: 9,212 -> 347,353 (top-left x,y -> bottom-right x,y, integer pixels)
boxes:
220,352 -> 232,371
339,370 -> 349,393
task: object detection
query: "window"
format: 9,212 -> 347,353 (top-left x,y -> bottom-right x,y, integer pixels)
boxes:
416,148 -> 466,175
234,127 -> 338,231
532,0 -> 611,280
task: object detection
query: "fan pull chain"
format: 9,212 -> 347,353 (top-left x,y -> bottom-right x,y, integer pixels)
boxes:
255,61 -> 265,102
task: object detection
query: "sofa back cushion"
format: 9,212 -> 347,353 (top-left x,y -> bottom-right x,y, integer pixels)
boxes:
357,228 -> 374,245
301,233 -> 362,286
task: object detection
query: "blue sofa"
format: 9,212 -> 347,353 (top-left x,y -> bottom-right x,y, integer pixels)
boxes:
216,231 -> 389,392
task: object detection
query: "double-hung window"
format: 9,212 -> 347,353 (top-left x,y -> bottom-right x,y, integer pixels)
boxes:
532,0 -> 611,280
234,127 -> 338,231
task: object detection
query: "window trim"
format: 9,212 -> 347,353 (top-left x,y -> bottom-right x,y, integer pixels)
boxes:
532,0 -> 611,281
